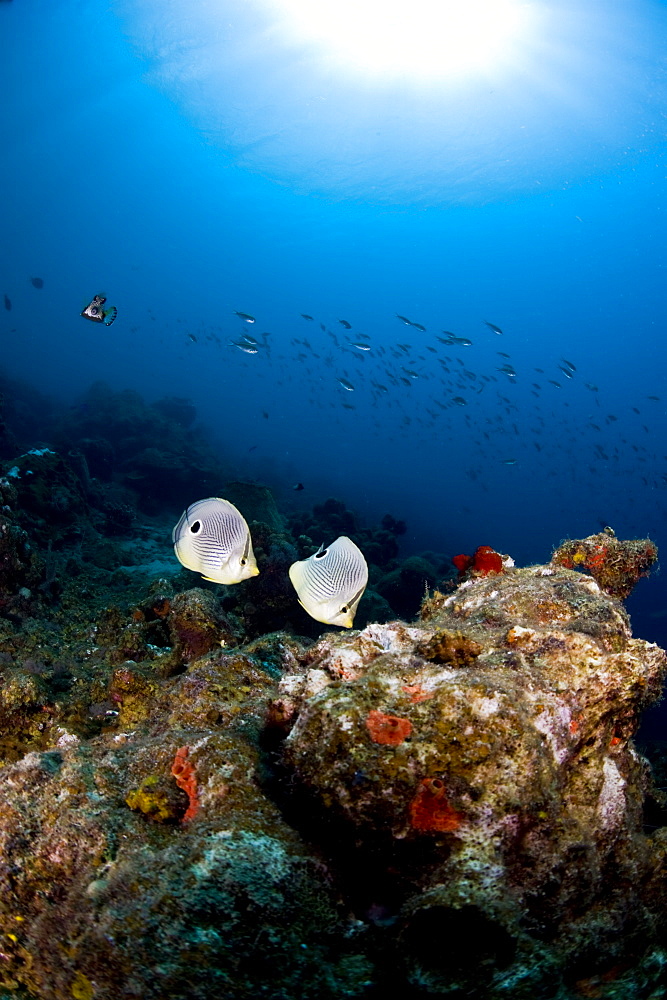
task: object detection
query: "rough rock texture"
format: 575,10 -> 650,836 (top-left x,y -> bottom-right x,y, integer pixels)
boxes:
279,566 -> 667,997
552,529 -> 658,600
0,557 -> 666,999
0,650 -> 373,1000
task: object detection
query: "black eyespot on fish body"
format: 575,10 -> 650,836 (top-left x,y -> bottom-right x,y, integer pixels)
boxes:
340,605 -> 349,614
315,548 -> 328,559
190,520 -> 202,534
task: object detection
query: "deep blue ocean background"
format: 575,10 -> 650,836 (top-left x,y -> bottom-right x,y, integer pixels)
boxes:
1,1 -> 666,727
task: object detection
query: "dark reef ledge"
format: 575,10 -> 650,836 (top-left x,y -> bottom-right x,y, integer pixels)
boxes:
0,543 -> 667,999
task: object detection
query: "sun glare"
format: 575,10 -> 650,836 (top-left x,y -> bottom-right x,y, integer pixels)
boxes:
263,0 -> 532,81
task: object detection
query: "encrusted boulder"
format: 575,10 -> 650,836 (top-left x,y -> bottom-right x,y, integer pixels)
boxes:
166,588 -> 242,665
279,564 -> 667,996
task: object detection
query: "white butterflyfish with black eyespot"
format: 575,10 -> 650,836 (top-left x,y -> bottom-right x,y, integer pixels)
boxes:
172,497 -> 259,584
288,536 -> 368,628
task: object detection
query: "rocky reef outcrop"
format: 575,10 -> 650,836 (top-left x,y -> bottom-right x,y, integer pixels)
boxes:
278,564 -> 667,996
0,537 -> 664,998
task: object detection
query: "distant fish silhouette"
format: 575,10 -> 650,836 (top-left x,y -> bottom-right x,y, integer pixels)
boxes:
484,320 -> 503,335
3,294 -> 10,311
30,276 -> 44,289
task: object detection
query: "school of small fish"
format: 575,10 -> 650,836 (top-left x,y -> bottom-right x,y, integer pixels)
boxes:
2,288 -> 663,498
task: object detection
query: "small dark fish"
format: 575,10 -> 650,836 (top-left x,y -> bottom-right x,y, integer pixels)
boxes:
337,377 -> 355,391
248,445 -> 258,451
497,351 -> 511,358
647,395 -> 661,401
293,483 -> 304,491
558,366 -> 574,379
484,321 -> 503,335
352,342 -> 371,351
396,314 -> 414,326
30,276 -> 44,289
81,294 -> 117,326
585,383 -> 599,392
300,314 -> 313,320
234,311 -> 255,323
452,396 -> 467,406
548,380 -> 562,388
442,333 -> 472,346
412,322 -> 427,332
188,333 -> 198,343
3,294 -> 10,311
231,340 -> 258,354
338,319 -> 352,329
262,411 -> 269,419
501,459 -> 517,465
561,358 -> 576,371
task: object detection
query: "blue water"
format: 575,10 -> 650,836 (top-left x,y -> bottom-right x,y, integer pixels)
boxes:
1,1 -> 666,678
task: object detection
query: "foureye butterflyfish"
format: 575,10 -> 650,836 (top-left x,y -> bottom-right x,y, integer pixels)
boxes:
172,497 -> 259,585
288,536 -> 368,628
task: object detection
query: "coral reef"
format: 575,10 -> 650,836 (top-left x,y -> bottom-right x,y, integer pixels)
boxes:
552,527 -> 658,599
52,381 -> 229,513
0,547 -> 663,996
0,388 -> 666,1000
